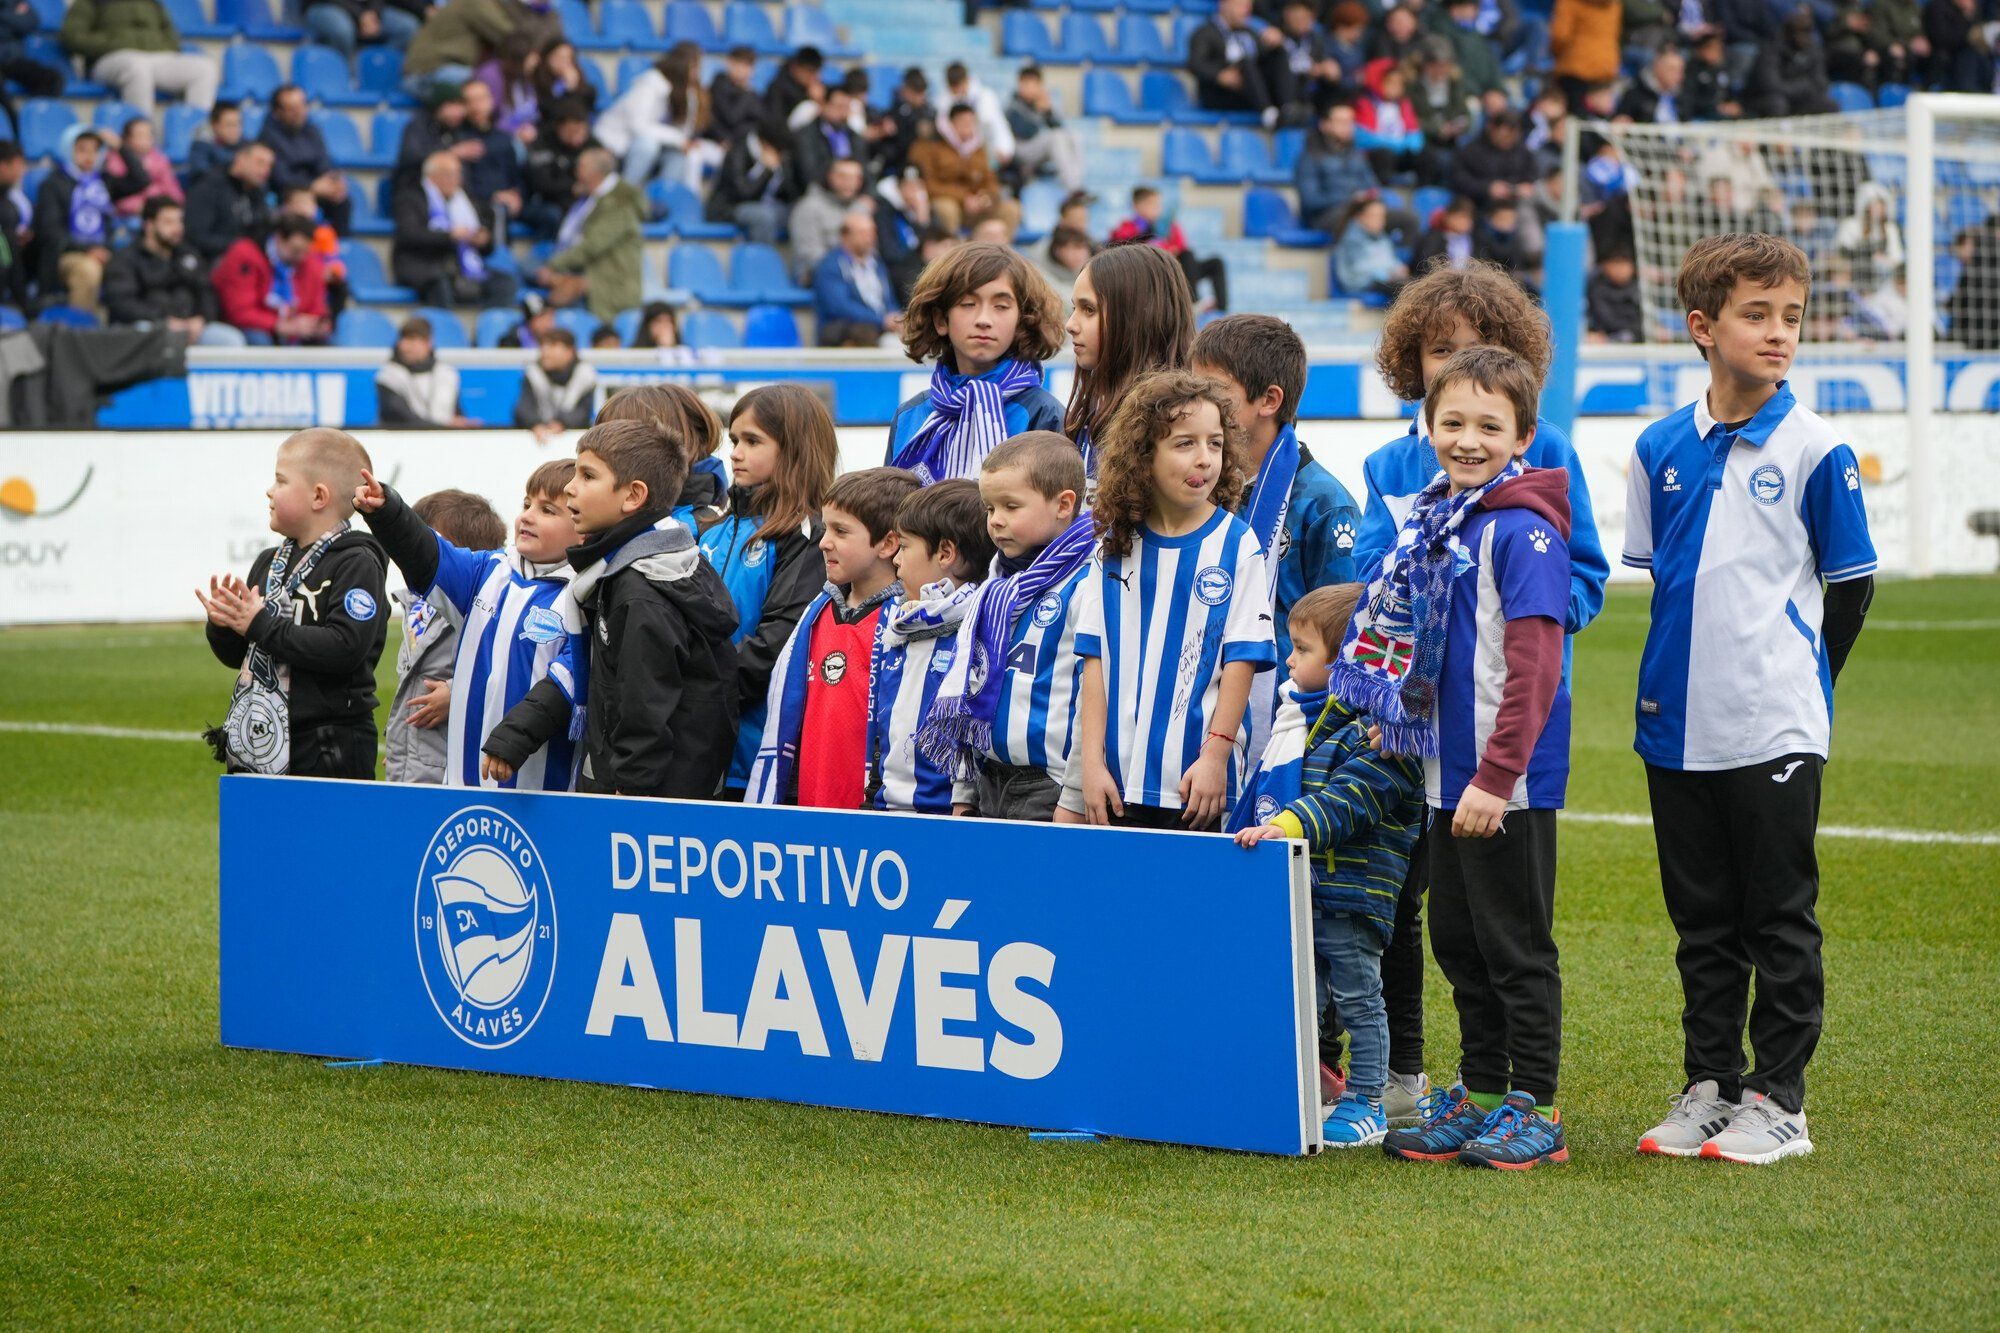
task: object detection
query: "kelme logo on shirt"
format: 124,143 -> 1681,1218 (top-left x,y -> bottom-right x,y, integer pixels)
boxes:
415,806 -> 557,1050
520,605 -> 566,644
1749,464 -> 1786,506
1193,566 -> 1234,606
1031,592 -> 1064,628
1332,521 -> 1355,551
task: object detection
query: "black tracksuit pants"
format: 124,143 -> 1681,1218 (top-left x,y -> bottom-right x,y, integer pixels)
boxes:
1645,754 -> 1824,1114
290,721 -> 377,780
1426,808 -> 1562,1106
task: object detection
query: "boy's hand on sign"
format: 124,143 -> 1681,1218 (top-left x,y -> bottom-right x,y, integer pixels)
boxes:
481,753 -> 515,783
1452,784 -> 1508,839
1234,823 -> 1285,848
354,469 -> 386,513
407,678 -> 451,729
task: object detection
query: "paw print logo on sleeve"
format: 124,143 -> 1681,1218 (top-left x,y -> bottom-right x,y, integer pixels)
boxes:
1332,520 -> 1356,550
1844,464 -> 1860,491
1528,528 -> 1551,554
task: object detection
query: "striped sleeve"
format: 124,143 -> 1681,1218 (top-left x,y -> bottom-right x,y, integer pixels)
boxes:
1283,749 -> 1422,852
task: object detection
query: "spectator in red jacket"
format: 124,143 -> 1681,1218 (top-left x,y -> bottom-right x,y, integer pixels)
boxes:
1111,185 -> 1229,312
212,214 -> 332,345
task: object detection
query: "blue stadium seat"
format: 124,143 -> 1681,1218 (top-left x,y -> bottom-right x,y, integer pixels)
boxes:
370,109 -> 411,166
617,55 -> 654,95
599,0 -> 668,52
160,0 -> 231,39
1018,178 -> 1067,240
578,55 -> 610,101
216,0 -> 304,40
1069,0 -> 1120,12
346,182 -> 393,236
24,0 -> 61,29
611,306 -> 644,344
1877,82 -> 1909,108
1116,13 -> 1172,64
415,307 -> 470,349
163,103 -> 206,164
732,242 -> 810,304
668,246 -> 732,304
38,305 -> 101,328
0,306 -> 24,333
474,307 -> 519,348
742,303 -> 800,347
1243,187 -> 1329,246
1058,13 -> 1121,64
723,3 -> 787,55
1083,69 -> 1150,124
562,0 -> 613,49
1003,11 -> 1056,61
1125,0 -> 1176,14
1829,81 -> 1873,113
334,307 -> 398,347
1170,15 -> 1205,58
658,181 -> 736,239
553,307 -> 601,342
340,240 -> 418,303
219,44 -> 284,104
297,44 -> 377,108
683,309 -> 741,350
310,108 -> 371,168
1412,185 -> 1452,223
94,101 -> 148,134
1140,69 -> 1201,124
664,1 -> 725,50
1221,127 -> 1288,185
17,99 -> 72,161
786,5 -> 861,59
357,47 -> 413,106
1163,126 -> 1225,183
241,103 -> 266,140
1273,127 -> 1306,174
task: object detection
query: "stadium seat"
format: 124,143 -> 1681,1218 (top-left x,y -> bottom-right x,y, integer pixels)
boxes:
1829,81 -> 1873,113
742,304 -> 801,348
216,0 -> 304,40
1018,178 -> 1067,240
732,243 -> 810,305
474,308 -> 519,348
414,307 -> 470,349
17,99 -> 73,161
1058,13 -> 1121,64
553,307 -> 601,342
616,55 -> 654,95
786,5 -> 861,59
668,246 -> 732,304
1116,14 -> 1172,65
1412,185 -> 1452,224
346,182 -> 393,236
357,47 -> 413,106
219,44 -> 284,104
663,1 -> 723,50
1125,0 -> 1177,14
1003,12 -> 1056,61
38,305 -> 101,328
1083,69 -> 1150,124
1221,128 -> 1289,185
577,55 -> 610,100
1273,127 -> 1306,174
94,101 -> 148,134
1170,15 -> 1205,58
683,309 -> 741,350
659,181 -> 737,239
333,307 -> 398,348
1243,188 -> 1329,246
311,109 -> 371,168
1877,82 -> 1910,109
0,306 -> 24,333
163,103 -> 206,164
339,240 -> 418,303
723,3 -> 787,56
1142,69 -> 1242,127
369,109 -> 411,166
562,0 -> 613,49
297,44 -> 377,108
160,0 -> 232,39
612,307 -> 643,345
1163,127 -> 1223,183
599,0 -> 668,52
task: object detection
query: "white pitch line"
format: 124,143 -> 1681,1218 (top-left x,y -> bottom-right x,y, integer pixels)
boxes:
0,720 -> 204,742
1864,619 -> 2000,631
1561,810 -> 2000,847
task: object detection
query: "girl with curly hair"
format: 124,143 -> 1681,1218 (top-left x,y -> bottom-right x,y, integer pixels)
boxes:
1345,258 -> 1609,1125
1063,242 -> 1195,476
886,242 -> 1069,482
1055,371 -> 1278,832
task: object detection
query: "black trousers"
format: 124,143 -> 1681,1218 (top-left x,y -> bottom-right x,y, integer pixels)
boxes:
1176,251 -> 1228,310
291,721 -> 377,780
1427,808 -> 1561,1105
1645,755 -> 1824,1114
1111,802 -> 1218,832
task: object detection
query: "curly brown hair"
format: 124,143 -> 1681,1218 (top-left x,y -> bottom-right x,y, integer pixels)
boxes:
1374,259 -> 1553,403
899,242 -> 1066,369
1092,370 -> 1246,560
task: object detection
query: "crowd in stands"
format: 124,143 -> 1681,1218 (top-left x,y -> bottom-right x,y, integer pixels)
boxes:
0,0 -> 1996,369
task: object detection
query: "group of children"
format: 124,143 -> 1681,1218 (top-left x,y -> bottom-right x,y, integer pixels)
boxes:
202,230 -> 1874,1172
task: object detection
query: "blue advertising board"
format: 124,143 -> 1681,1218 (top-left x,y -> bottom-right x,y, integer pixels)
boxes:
219,777 -> 1322,1155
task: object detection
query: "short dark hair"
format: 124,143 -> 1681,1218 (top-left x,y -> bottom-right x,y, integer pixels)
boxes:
141,194 -> 182,224
982,431 -> 1085,502
525,458 -> 576,502
726,43 -> 756,61
547,96 -> 590,126
1423,345 -> 1541,437
946,101 -> 976,119
1289,583 -> 1364,650
273,214 -> 316,243
1018,64 -> 1044,81
576,419 -> 687,514
1048,224 -> 1092,254
1131,185 -> 1160,205
895,478 -> 997,575
825,467 -> 923,545
273,82 -> 304,105
901,66 -> 928,92
398,315 -> 433,340
413,488 -> 506,551
209,102 -> 240,125
790,45 -> 825,69
945,60 -> 969,84
1191,314 -> 1309,427
541,326 -> 577,350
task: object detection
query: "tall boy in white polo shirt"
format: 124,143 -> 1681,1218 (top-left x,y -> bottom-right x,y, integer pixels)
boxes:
1624,235 -> 1876,1165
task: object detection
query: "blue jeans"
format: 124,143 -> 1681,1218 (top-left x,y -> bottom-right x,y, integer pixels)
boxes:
305,2 -> 419,58
1316,908 -> 1388,1101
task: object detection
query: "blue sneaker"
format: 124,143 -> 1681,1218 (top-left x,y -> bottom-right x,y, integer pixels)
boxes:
1382,1083 -> 1488,1162
1322,1092 -> 1388,1149
1458,1091 -> 1569,1170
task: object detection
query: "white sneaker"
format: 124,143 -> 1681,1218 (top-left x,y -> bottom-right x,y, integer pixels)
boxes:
1699,1092 -> 1813,1164
1382,1071 -> 1430,1124
1637,1079 -> 1736,1157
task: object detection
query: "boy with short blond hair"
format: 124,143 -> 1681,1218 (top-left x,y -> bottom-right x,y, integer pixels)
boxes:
749,467 -> 924,807
200,428 -> 389,779
1629,234 -> 1875,1166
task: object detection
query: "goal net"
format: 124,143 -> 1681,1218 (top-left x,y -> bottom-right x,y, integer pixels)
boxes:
1572,95 -> 2000,576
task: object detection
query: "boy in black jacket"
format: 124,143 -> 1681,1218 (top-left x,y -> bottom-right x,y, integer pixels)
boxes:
199,428 -> 389,778
482,420 -> 740,798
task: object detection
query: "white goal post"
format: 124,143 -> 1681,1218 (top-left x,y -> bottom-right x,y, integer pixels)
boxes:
1564,94 -> 2000,577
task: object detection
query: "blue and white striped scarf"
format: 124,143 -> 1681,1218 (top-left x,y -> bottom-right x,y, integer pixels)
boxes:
65,165 -> 111,246
1329,458 -> 1520,756
746,579 -> 903,804
916,511 -> 1094,772
1239,423 -> 1300,768
1227,680 -> 1337,833
892,359 -> 1046,484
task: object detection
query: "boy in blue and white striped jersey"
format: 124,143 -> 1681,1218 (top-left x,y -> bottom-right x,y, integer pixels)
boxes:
353,459 -> 584,792
866,479 -> 994,814
383,490 -> 506,785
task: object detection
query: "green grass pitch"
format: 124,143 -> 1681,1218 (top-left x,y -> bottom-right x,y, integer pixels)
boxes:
2,580 -> 1996,1325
